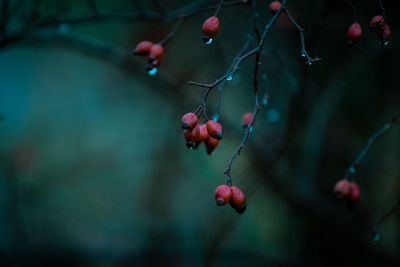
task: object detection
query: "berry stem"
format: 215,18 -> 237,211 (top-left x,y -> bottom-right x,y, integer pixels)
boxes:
345,0 -> 358,22
214,0 -> 225,17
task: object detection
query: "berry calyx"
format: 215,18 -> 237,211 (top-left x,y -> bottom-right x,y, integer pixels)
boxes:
347,23 -> 362,45
134,41 -> 153,56
241,112 -> 253,129
229,186 -> 246,214
334,179 -> 351,199
181,113 -> 198,130
205,137 -> 219,155
206,120 -> 223,140
269,1 -> 282,14
202,16 -> 220,39
214,185 -> 232,206
195,124 -> 209,143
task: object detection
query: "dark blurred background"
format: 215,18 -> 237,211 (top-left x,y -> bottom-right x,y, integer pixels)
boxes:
0,0 -> 399,266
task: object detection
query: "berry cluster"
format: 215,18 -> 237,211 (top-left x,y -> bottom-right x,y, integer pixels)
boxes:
134,41 -> 164,73
334,179 -> 360,209
215,185 -> 246,214
369,15 -> 391,45
181,112 -> 223,155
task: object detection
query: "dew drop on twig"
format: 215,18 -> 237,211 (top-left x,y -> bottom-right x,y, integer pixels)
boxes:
147,68 -> 158,76
226,75 -> 233,81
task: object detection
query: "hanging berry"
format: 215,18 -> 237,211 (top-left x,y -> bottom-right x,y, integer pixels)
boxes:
347,23 -> 362,45
206,120 -> 223,140
184,129 -> 197,149
348,182 -> 360,207
134,41 -> 153,56
269,1 -> 282,14
214,185 -> 232,206
369,15 -> 385,30
229,186 -> 247,214
202,16 -> 220,42
195,124 -> 209,143
205,137 -> 219,155
181,113 -> 198,130
334,179 -> 351,199
148,44 -> 164,64
241,112 -> 253,129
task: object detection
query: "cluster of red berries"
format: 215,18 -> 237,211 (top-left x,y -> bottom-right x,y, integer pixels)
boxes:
334,179 -> 360,209
215,185 -> 247,214
134,41 -> 164,71
369,15 -> 391,45
181,113 -> 223,154
346,15 -> 391,46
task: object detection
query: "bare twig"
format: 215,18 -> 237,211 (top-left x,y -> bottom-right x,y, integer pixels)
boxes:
159,16 -> 185,46
214,0 -> 225,17
343,116 -> 399,181
345,0 -> 358,22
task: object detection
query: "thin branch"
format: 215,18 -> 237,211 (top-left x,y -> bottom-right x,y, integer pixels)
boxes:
345,0 -> 358,22
283,8 -> 322,65
372,198 -> 400,241
214,0 -> 225,17
343,115 -> 399,181
159,16 -> 185,46
379,0 -> 386,21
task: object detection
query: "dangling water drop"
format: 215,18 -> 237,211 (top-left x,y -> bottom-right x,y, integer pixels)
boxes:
249,126 -> 253,133
307,61 -> 312,66
383,41 -> 389,46
147,67 -> 158,76
212,114 -> 219,121
262,99 -> 269,106
301,51 -> 306,58
373,232 -> 381,242
226,75 -> 233,81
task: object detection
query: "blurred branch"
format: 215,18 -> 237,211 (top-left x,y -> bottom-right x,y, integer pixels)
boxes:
343,115 -> 399,181
0,0 -> 9,40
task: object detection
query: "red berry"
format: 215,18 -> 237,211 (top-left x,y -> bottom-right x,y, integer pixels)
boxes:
347,23 -> 362,44
382,25 -> 391,43
334,179 -> 351,199
205,137 -> 219,155
348,182 -> 360,207
206,120 -> 223,140
214,185 -> 232,206
202,16 -> 220,38
134,41 -> 153,56
194,124 -> 209,143
242,112 -> 253,128
229,186 -> 246,214
269,1 -> 282,14
149,44 -> 164,61
369,15 -> 385,30
181,113 -> 198,130
184,129 -> 197,149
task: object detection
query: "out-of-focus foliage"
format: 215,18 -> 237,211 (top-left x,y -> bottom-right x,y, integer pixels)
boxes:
0,0 -> 399,266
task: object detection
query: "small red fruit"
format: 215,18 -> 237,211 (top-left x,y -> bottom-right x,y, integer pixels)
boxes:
382,25 -> 391,43
369,15 -> 385,30
348,182 -> 360,207
195,124 -> 209,143
134,41 -> 153,56
184,129 -> 197,149
206,120 -> 223,140
181,113 -> 198,130
347,23 -> 362,44
334,179 -> 351,199
242,112 -> 253,129
205,137 -> 219,155
202,16 -> 220,38
148,44 -> 164,62
214,185 -> 232,206
229,186 -> 246,214
269,1 -> 282,14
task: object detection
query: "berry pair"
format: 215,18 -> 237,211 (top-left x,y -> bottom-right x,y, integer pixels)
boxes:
334,179 -> 360,209
181,113 -> 223,154
214,185 -> 247,214
134,41 -> 164,70
369,15 -> 391,45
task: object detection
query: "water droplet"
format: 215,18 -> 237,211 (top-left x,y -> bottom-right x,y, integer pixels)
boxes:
249,126 -> 253,133
267,109 -> 280,123
212,114 -> 219,121
226,75 -> 233,81
373,233 -> 380,242
205,38 -> 213,45
301,52 -> 306,58
262,99 -> 269,106
307,61 -> 312,66
189,147 -> 193,150
147,67 -> 158,76
58,23 -> 70,34
349,167 -> 355,174
383,41 -> 389,46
